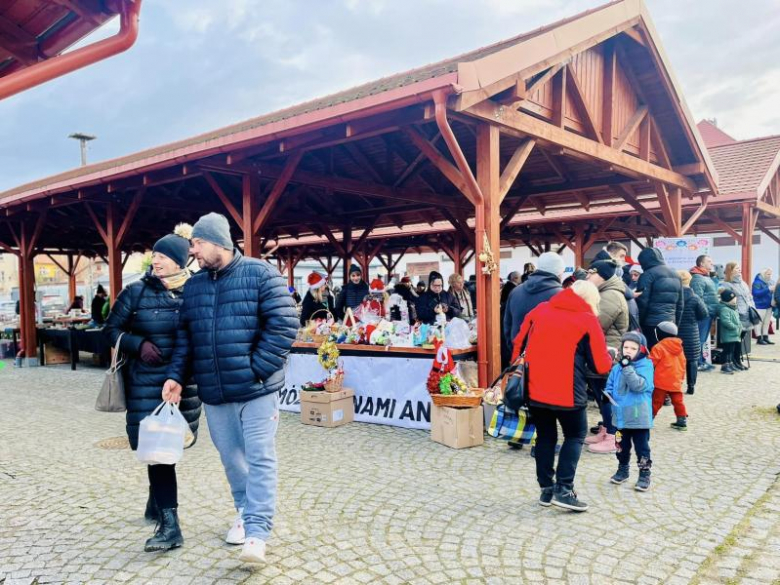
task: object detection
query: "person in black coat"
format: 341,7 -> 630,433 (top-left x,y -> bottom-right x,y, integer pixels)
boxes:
503,252 -> 565,347
335,264 -> 369,320
392,276 -> 419,323
104,225 -> 202,552
299,272 -> 335,325
91,284 -> 108,326
415,270 -> 461,324
636,247 -> 684,348
677,271 -> 708,394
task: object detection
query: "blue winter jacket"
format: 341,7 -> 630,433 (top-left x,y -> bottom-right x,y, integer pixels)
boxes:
167,251 -> 299,405
605,356 -> 655,430
752,275 -> 774,310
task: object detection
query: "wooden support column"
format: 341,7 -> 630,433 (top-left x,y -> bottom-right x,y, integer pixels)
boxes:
18,219 -> 42,360
342,227 -> 353,284
67,254 -> 77,304
574,225 -> 586,267
105,202 -> 123,304
741,204 -> 758,280
453,238 -> 464,276
243,173 -> 260,258
286,250 -> 295,288
476,123 -> 502,385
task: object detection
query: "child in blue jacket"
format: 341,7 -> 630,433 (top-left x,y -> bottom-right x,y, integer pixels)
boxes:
604,331 -> 655,491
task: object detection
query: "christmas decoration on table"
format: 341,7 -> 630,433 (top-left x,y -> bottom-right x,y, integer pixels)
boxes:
354,279 -> 388,324
478,234 -> 498,275
301,381 -> 326,392
426,339 -> 483,406
386,293 -> 409,323
317,339 -> 344,392
368,320 -> 394,346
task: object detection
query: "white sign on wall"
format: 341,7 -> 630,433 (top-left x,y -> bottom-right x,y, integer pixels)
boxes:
281,354 -> 434,430
652,237 -> 712,271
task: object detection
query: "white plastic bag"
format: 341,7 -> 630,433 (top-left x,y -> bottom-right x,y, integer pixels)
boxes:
445,318 -> 472,350
137,402 -> 188,465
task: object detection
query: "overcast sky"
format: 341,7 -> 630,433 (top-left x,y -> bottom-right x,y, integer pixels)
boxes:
1,0 -> 778,191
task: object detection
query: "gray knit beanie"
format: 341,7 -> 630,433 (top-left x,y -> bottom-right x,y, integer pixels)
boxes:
191,213 -> 232,250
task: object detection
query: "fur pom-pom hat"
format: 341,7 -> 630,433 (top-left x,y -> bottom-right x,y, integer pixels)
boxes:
153,223 -> 193,269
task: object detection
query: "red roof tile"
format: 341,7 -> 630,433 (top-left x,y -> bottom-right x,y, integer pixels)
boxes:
697,120 -> 736,148
708,135 -> 780,198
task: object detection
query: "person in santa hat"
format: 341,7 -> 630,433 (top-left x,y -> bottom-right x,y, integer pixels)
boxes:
300,272 -> 335,326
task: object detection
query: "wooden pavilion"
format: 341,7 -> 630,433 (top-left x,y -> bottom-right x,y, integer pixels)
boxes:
0,0 -> 717,385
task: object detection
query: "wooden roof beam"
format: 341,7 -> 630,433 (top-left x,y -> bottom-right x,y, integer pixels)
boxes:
499,139 -> 535,202
565,63 -> 603,143
464,101 -> 697,191
254,160 -> 470,210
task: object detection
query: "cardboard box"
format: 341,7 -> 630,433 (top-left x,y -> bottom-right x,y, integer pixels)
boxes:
44,343 -> 70,365
431,404 -> 484,449
300,388 -> 354,428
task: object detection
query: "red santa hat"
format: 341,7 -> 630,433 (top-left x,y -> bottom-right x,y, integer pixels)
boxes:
369,278 -> 385,294
307,272 -> 327,290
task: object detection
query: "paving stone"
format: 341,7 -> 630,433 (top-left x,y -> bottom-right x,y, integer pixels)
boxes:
1,357 -> 780,584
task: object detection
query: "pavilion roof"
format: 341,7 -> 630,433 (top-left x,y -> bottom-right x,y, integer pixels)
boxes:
0,0 -> 120,79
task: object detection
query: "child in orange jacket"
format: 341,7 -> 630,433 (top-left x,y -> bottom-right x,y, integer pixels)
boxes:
650,321 -> 688,431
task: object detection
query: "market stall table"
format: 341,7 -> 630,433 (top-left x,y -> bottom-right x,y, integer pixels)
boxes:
280,342 -> 478,430
37,327 -> 110,370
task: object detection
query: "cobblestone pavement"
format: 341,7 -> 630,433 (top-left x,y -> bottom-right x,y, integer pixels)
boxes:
1,346 -> 779,585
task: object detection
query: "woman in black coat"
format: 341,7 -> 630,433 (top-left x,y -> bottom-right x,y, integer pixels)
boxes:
104,225 -> 201,553
414,270 -> 461,324
299,272 -> 335,325
677,270 -> 708,395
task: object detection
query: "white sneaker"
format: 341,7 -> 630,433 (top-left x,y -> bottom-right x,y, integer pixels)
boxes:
225,508 -> 245,545
238,537 -> 266,564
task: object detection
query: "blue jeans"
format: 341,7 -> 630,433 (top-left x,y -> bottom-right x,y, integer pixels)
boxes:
697,317 -> 712,365
205,392 -> 279,540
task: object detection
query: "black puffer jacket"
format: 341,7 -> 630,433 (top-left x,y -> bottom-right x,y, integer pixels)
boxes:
335,281 -> 369,320
104,272 -> 201,450
678,286 -> 708,362
636,248 -> 684,327
503,271 -> 562,346
415,271 -> 461,324
167,251 -> 299,406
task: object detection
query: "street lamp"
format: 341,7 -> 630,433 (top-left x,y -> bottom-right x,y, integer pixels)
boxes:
68,133 -> 96,166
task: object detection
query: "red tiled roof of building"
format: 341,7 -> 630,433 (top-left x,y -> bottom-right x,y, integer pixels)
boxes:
697,120 -> 736,148
708,135 -> 780,197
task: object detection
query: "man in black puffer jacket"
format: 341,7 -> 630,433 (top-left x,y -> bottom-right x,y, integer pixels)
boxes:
164,213 -> 298,565
636,247 -> 684,347
503,252 -> 564,347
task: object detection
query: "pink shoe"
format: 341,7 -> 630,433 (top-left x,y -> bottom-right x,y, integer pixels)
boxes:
587,434 -> 617,454
584,426 -> 606,445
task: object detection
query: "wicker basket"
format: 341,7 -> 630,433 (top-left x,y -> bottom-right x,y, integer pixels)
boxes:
307,308 -> 334,345
430,388 -> 484,408
324,372 -> 344,393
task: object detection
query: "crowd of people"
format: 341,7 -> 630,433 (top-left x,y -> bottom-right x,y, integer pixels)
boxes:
101,218 -> 777,562
504,242 -> 776,512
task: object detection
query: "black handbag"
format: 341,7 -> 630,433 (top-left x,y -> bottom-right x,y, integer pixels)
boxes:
503,324 -> 533,411
748,306 -> 762,326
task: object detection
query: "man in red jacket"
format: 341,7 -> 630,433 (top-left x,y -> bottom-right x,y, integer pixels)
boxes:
513,282 -> 613,512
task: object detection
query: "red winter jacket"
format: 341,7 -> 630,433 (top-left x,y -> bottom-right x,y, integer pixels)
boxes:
512,288 -> 613,409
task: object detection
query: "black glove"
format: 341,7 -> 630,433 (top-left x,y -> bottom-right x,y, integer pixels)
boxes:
620,356 -> 631,368
139,341 -> 162,365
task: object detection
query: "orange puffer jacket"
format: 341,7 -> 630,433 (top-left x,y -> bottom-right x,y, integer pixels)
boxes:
649,338 -> 686,392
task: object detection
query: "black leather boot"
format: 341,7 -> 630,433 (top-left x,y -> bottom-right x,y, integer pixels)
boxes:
144,488 -> 159,523
145,508 -> 184,552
